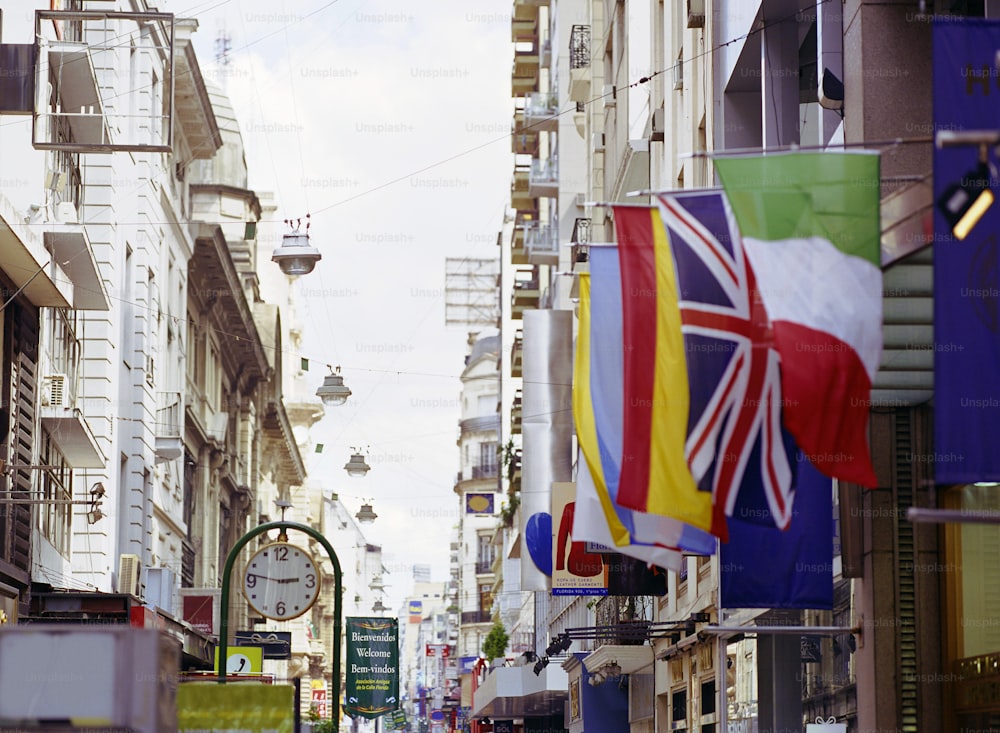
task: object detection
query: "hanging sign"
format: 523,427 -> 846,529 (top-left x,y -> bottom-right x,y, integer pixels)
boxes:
345,616 -> 399,719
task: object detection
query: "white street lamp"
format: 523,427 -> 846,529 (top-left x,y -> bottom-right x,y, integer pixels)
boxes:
272,217 -> 321,276
316,366 -> 351,406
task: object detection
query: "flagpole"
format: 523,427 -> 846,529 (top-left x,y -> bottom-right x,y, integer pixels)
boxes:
906,507 -> 1000,524
677,136 -> 934,159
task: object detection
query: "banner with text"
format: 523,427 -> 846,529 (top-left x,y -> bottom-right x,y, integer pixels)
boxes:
346,616 -> 400,719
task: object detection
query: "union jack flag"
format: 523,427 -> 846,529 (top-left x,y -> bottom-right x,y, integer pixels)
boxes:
655,191 -> 796,537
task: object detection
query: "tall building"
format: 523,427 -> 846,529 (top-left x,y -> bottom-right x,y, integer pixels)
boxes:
473,1 -> 976,732
0,0 -> 326,689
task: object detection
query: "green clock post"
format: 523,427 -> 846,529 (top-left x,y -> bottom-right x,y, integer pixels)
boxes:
217,520 -> 344,724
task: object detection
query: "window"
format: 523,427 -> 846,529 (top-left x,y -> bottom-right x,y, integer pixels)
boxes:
38,430 -> 72,556
478,582 -> 493,616
476,533 -> 494,573
186,321 -> 201,386
672,688 -> 688,729
701,678 -> 716,715
206,340 -> 221,410
478,442 -> 498,477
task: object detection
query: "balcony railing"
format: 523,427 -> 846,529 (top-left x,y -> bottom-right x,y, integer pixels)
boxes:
43,308 -> 82,409
525,222 -> 558,265
524,92 -> 558,132
460,414 -> 501,434
472,463 -> 498,479
528,158 -> 558,198
457,461 -> 500,483
155,391 -> 183,461
461,610 -> 492,625
570,25 -> 591,69
475,559 -> 495,574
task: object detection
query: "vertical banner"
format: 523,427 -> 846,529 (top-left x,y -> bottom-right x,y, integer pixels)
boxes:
551,481 -> 607,595
933,19 -> 1000,483
520,309 -> 574,591
345,617 -> 399,719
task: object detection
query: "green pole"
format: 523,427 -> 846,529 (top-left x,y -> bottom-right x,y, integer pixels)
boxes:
218,520 -> 344,724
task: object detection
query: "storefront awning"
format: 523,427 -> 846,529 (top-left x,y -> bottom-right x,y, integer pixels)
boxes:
471,663 -> 567,719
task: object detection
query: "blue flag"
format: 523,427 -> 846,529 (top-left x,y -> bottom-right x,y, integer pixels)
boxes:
933,19 -> 1000,483
720,453 -> 833,609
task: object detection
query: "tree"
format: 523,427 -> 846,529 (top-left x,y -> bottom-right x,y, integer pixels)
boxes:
482,621 -> 509,661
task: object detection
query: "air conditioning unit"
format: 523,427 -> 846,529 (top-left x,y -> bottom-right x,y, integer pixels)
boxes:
144,355 -> 154,386
143,566 -> 176,616
53,201 -> 78,224
42,373 -> 68,408
117,553 -> 141,596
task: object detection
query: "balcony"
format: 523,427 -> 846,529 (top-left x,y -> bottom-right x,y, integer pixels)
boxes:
39,310 -> 104,468
472,463 -> 499,480
33,9 -> 175,153
511,223 -> 529,265
511,109 -> 539,156
510,390 -> 522,435
510,172 -> 537,216
511,268 -> 540,320
524,92 -> 559,132
459,414 -> 501,437
155,391 -> 183,462
512,45 -> 540,96
528,157 -> 558,199
0,194 -> 107,310
511,1 -> 538,43
461,609 -> 493,625
511,330 -> 523,378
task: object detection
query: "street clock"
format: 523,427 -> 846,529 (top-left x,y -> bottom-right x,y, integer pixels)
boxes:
242,542 -> 322,621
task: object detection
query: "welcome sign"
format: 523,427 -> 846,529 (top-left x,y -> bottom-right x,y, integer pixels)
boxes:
345,617 -> 399,719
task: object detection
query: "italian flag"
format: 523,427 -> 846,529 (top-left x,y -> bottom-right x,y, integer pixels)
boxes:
714,152 -> 882,488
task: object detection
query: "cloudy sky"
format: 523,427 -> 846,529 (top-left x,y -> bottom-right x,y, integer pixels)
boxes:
176,0 -> 512,610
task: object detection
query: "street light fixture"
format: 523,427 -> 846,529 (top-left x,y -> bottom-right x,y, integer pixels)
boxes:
316,366 -> 351,406
344,449 -> 371,477
356,503 -> 378,524
271,216 -> 321,276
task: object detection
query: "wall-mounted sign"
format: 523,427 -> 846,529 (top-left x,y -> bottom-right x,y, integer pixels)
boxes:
408,600 -> 422,623
465,493 -> 495,514
180,590 -> 219,635
213,646 -> 262,675
234,631 -> 292,660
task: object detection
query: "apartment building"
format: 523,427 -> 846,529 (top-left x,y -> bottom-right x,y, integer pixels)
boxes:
0,2 -> 324,680
473,0 -> 989,732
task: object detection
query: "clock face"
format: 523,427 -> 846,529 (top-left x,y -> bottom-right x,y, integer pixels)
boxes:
242,542 -> 322,621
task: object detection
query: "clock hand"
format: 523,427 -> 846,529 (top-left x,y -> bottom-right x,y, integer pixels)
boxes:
246,572 -> 282,581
